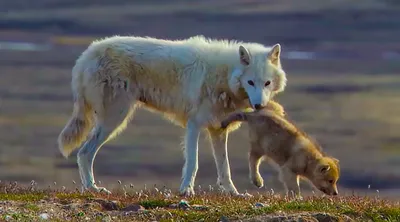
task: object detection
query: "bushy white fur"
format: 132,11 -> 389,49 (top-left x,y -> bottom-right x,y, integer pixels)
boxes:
57,35 -> 287,196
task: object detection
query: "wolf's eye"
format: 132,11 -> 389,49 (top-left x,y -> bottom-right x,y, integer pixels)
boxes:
328,180 -> 334,184
247,80 -> 254,86
264,81 -> 271,87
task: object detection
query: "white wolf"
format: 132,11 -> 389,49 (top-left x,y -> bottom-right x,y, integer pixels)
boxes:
57,35 -> 287,196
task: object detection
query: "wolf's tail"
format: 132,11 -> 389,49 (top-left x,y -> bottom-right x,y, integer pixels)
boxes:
220,111 -> 249,129
58,95 -> 94,158
57,66 -> 95,160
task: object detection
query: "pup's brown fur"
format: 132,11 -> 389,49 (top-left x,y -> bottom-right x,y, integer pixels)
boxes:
221,101 -> 340,197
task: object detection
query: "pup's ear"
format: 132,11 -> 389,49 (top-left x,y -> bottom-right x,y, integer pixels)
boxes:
319,164 -> 331,174
332,158 -> 340,165
239,45 -> 251,66
267,43 -> 281,66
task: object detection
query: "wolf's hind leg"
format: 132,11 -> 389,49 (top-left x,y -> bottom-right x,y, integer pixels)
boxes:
77,83 -> 136,194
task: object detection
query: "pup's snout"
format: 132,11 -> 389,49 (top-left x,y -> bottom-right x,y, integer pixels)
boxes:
320,187 -> 338,196
319,187 -> 329,195
254,104 -> 262,110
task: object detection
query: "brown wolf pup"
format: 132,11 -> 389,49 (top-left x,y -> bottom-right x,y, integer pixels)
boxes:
220,101 -> 340,197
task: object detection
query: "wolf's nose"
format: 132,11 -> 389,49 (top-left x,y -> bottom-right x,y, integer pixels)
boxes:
254,104 -> 262,110
333,191 -> 338,196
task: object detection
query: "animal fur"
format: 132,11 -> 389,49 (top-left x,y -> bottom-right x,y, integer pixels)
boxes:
220,104 -> 340,197
57,35 -> 287,196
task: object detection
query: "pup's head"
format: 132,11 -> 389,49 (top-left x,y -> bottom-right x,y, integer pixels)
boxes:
229,44 -> 287,110
310,157 -> 340,196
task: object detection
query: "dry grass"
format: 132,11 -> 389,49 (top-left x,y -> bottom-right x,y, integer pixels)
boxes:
0,182 -> 399,222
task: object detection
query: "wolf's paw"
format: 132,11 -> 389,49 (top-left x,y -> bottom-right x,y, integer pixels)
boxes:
85,185 -> 112,194
219,188 -> 240,196
179,186 -> 195,197
217,181 -> 239,196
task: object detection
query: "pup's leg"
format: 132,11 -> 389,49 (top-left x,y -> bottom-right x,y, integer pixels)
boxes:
220,111 -> 248,129
207,128 -> 239,195
179,119 -> 201,196
249,150 -> 264,188
77,84 -> 136,194
278,165 -> 301,198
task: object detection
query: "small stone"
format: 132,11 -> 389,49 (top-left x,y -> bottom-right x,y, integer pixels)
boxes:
168,204 -> 178,209
178,199 -> 190,210
84,202 -> 102,210
124,211 -> 143,216
254,202 -> 267,208
39,213 -> 50,220
312,213 -> 339,222
94,212 -> 105,217
93,199 -> 120,211
192,204 -> 208,211
62,203 -> 75,210
219,215 -> 230,222
298,216 -> 318,222
101,215 -> 112,222
121,204 -> 145,212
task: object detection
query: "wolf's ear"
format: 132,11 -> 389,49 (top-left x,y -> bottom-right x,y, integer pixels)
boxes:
239,45 -> 251,66
267,43 -> 281,66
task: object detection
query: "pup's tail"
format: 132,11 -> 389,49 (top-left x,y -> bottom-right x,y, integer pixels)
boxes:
220,111 -> 249,129
57,94 -> 94,158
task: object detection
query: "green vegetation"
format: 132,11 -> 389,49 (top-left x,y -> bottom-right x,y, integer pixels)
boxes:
0,183 -> 398,221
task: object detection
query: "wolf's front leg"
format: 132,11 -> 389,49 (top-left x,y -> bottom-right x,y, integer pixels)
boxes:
179,119 -> 201,196
207,128 -> 239,195
279,166 -> 301,198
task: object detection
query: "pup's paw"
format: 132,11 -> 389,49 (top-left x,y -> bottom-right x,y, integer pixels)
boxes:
251,174 -> 264,188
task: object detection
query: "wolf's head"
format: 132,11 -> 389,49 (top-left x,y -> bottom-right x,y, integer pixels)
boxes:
229,44 -> 287,110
